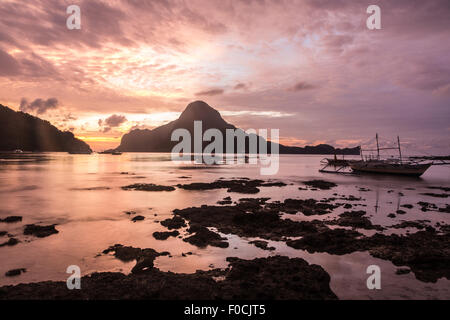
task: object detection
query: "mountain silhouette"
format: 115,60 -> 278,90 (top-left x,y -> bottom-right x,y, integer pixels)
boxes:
117,101 -> 360,155
0,104 -> 92,153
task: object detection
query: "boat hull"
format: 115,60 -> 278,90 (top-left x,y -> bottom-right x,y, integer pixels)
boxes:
350,162 -> 431,177
324,158 -> 358,166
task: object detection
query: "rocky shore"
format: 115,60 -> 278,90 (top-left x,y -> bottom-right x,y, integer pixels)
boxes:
0,253 -> 337,300
0,178 -> 449,299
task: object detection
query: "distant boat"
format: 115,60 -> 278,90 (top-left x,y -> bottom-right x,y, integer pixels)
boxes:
68,150 -> 92,154
13,149 -> 23,153
349,134 -> 431,177
99,149 -> 121,155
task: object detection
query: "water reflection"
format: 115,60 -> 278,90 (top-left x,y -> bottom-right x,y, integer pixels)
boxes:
0,152 -> 449,299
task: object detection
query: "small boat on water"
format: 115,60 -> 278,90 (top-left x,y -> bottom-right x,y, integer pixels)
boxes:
13,149 -> 24,153
349,160 -> 431,177
323,156 -> 356,167
68,150 -> 92,154
99,150 -> 122,155
349,134 -> 431,177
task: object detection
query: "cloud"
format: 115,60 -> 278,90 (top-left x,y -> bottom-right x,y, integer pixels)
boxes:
19,97 -> 59,114
289,82 -> 316,92
99,114 -> 127,133
0,49 -> 20,76
195,88 -> 224,96
104,114 -> 127,127
234,83 -> 247,90
0,0 -> 450,153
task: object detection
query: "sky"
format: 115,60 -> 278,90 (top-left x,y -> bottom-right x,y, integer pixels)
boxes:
0,0 -> 449,153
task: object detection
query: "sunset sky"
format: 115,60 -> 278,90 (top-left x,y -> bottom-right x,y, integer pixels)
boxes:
0,0 -> 449,152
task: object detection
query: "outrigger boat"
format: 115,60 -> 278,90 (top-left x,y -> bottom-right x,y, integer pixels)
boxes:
349,134 -> 431,177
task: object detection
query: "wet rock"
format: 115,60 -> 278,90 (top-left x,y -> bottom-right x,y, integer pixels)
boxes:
438,205 -> 450,213
277,198 -> 338,216
387,213 -> 396,218
0,256 -> 337,300
131,215 -> 145,222
396,268 -> 411,275
396,210 -> 406,215
124,211 -> 136,215
237,198 -> 271,210
0,216 -> 22,223
102,244 -> 170,274
367,230 -> 450,283
177,179 -> 285,194
153,231 -> 179,240
427,186 -> 450,192
71,186 -> 111,191
286,226 -> 450,283
249,240 -> 275,251
286,228 -> 365,255
0,237 -> 19,247
340,195 -> 363,201
420,193 -> 448,198
401,204 -> 413,209
328,211 -> 384,231
262,181 -> 287,187
220,256 -> 337,299
23,224 -> 58,238
172,198 -> 450,284
417,201 -> 438,212
217,199 -> 233,205
438,224 -> 450,233
0,231 -> 7,237
343,203 -> 352,209
5,268 -> 26,277
174,202 -> 321,241
122,184 -> 175,192
160,216 -> 186,229
389,221 -> 426,230
303,180 -> 337,190
184,225 -> 229,248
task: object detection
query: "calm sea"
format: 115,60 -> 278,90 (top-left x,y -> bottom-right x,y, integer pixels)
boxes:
0,153 -> 449,299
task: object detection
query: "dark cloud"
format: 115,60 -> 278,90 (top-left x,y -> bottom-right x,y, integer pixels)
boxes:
0,49 -> 20,76
234,83 -> 247,90
63,113 -> 77,121
289,82 -> 316,92
104,114 -> 127,127
195,88 -> 224,96
19,97 -> 59,114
